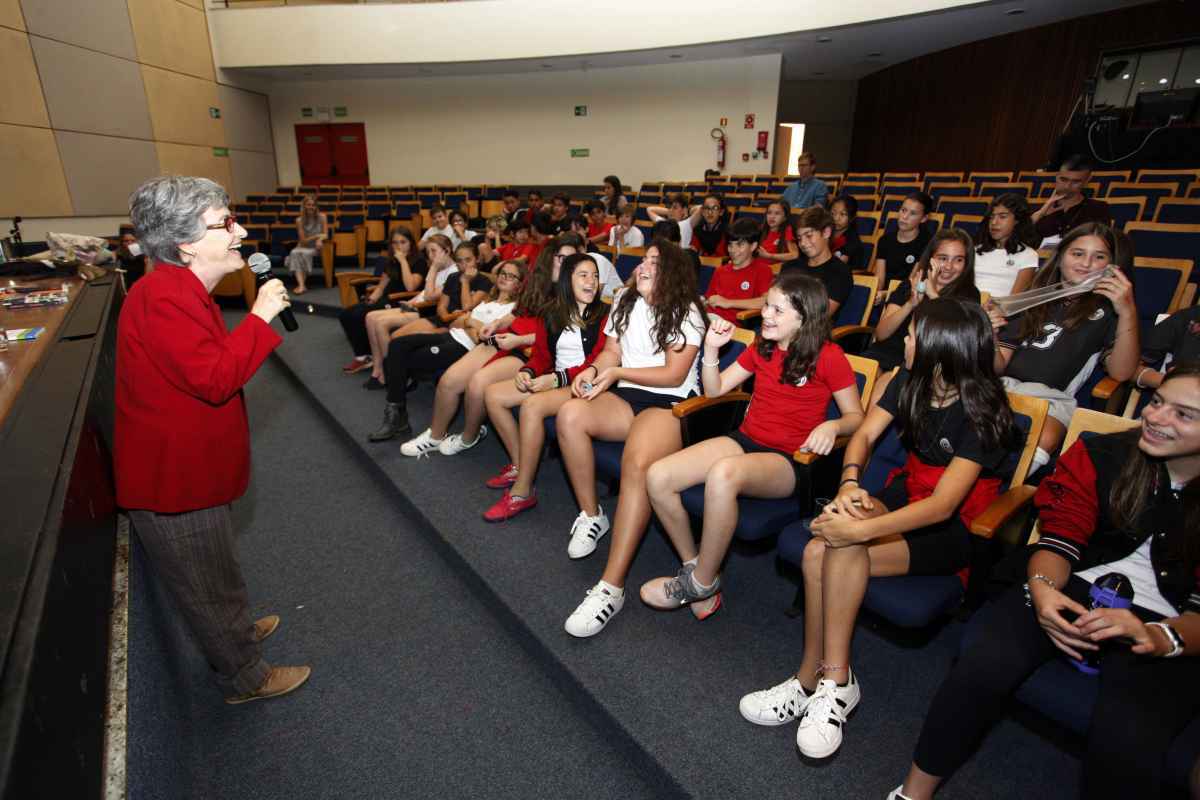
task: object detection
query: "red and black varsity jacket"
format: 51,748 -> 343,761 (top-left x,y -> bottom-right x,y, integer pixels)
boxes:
519,313 -> 608,389
1032,431 -> 1200,614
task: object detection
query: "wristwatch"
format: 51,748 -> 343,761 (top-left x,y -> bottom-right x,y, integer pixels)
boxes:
1147,621 -> 1185,658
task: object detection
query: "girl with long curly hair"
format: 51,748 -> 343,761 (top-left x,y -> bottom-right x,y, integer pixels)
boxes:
640,272 -> 863,614
558,240 -> 708,638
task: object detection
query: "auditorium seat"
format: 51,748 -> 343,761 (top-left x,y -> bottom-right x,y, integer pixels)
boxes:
1087,170 -> 1131,197
1136,168 -> 1199,197
1107,182 -> 1176,218
968,171 -> 1013,194
937,196 -> 992,218
927,182 -> 973,204
922,172 -> 964,192
978,181 -> 1033,199
1154,198 -> 1200,225
1124,223 -> 1200,282
948,213 -> 983,238
1106,196 -> 1146,230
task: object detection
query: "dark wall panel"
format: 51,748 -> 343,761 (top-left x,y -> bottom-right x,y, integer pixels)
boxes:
849,1 -> 1200,172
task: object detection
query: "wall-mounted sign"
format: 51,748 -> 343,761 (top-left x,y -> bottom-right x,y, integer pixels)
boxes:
301,107 -> 314,117
720,117 -> 728,127
570,148 -> 590,158
744,113 -> 756,129
574,105 -> 588,116
334,106 -> 348,117
209,107 -> 221,119
212,147 -> 229,157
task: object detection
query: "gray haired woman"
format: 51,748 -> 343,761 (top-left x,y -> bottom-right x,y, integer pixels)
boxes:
285,194 -> 328,294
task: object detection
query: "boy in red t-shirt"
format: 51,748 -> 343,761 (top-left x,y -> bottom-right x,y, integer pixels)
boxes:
585,201 -> 613,245
704,217 -> 775,324
498,220 -> 538,266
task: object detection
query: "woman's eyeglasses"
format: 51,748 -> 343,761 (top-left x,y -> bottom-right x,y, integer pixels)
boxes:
498,271 -> 522,280
205,215 -> 238,233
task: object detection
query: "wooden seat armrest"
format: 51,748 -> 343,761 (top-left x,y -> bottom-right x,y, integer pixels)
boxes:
672,391 -> 751,419
386,291 -> 421,301
1092,377 -> 1121,400
792,435 -> 851,465
736,308 -> 762,322
1092,377 -> 1132,414
832,324 -> 874,341
968,485 -> 1037,539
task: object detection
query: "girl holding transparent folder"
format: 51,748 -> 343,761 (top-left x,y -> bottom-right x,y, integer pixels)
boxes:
986,222 -> 1139,472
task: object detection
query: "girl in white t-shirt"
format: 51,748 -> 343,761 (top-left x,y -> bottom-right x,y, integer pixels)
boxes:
558,241 -> 708,638
974,194 -> 1040,298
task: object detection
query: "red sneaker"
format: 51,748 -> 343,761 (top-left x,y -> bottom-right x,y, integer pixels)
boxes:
485,463 -> 519,489
482,491 -> 537,522
342,356 -> 373,374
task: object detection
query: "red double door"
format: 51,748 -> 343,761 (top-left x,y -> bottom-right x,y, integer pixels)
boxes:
294,123 -> 369,185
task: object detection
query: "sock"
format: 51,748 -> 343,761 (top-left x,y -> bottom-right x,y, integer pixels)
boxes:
598,579 -> 623,597
1032,447 -> 1051,470
355,355 -> 369,362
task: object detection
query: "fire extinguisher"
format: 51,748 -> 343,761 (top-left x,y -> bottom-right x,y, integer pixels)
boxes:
711,127 -> 726,169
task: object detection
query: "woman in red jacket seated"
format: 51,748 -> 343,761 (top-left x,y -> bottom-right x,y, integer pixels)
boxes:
481,253 -> 609,521
893,361 -> 1200,800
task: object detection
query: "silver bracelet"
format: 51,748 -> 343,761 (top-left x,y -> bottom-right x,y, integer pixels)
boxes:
701,359 -> 720,368
1146,621 -> 1185,658
1023,574 -> 1057,607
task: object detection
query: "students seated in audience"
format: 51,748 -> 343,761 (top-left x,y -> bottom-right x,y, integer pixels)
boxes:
585,201 -> 613,245
476,235 -> 499,275
758,200 -> 799,267
873,192 -> 934,302
558,240 -> 707,637
830,195 -> 865,269
740,297 -> 1021,759
865,229 -> 981,400
781,151 -> 828,210
339,228 -> 427,374
284,194 -> 329,295
974,194 -> 1039,298
893,362 -> 1200,800
608,207 -> 645,249
363,234 -> 459,388
704,218 -> 775,324
641,273 -> 863,613
115,230 -> 150,285
786,206 -> 852,318
692,194 -> 730,258
368,261 -> 522,444
1138,304 -> 1200,389
481,253 -> 610,521
498,220 -> 538,266
647,194 -> 700,249
1031,154 -> 1112,245
989,222 -> 1138,471
601,175 -> 629,214
651,219 -> 703,273
501,190 -> 526,228
419,204 -> 458,250
525,190 -> 546,225
542,193 -> 573,236
450,209 -> 477,242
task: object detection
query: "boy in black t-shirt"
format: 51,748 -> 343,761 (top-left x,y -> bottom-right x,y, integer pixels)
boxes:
1136,305 -> 1200,389
784,205 -> 852,317
873,192 -> 933,303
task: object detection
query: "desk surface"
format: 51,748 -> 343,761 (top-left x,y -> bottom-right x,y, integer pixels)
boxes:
0,276 -> 87,428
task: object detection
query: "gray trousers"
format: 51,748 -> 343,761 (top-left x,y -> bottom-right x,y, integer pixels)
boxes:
129,505 -> 271,697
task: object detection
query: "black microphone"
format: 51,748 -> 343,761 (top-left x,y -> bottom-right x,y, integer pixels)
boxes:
248,252 -> 298,331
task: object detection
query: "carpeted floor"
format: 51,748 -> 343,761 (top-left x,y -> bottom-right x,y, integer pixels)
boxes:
125,308 -> 1085,799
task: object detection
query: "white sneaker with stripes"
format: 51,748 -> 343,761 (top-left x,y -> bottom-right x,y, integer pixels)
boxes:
564,582 -> 624,638
795,670 -> 861,758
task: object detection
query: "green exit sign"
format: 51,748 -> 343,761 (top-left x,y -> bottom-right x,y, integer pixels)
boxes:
334,106 -> 348,117
209,106 -> 221,119
301,107 -> 313,117
574,105 -> 587,116
570,148 -> 590,158
212,147 -> 229,157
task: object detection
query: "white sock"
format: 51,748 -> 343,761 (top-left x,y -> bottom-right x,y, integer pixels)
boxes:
598,579 -> 623,596
355,355 -> 369,361
1032,447 -> 1052,470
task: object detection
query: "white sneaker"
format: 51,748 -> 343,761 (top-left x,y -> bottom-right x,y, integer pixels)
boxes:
567,509 -> 610,559
795,671 -> 861,758
738,676 -> 813,726
886,787 -> 914,800
437,425 -> 488,456
564,582 -> 624,638
400,428 -> 442,457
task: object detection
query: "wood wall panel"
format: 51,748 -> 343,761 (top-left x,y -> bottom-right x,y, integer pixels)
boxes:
155,142 -> 234,191
126,0 -> 214,81
20,0 -> 138,60
56,131 -> 160,215
0,28 -> 49,127
32,37 -> 154,140
0,0 -> 24,29
229,149 -> 277,201
849,1 -> 1200,172
0,123 -> 73,217
141,65 -> 225,147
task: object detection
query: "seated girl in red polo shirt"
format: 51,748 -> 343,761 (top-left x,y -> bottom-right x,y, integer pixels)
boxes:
736,297 -> 1021,762
641,272 -> 862,614
704,217 -> 775,325
758,200 -> 799,268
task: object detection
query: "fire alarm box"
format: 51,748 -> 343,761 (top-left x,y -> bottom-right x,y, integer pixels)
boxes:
757,131 -> 769,151
744,114 -> 755,129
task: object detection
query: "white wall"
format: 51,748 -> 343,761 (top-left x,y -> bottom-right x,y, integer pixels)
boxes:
268,54 -> 782,187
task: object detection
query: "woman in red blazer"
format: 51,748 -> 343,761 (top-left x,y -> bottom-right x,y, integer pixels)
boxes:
115,176 -> 309,704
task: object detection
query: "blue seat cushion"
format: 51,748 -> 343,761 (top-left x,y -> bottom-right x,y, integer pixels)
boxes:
681,487 -> 801,542
1013,659 -> 1097,737
544,416 -> 625,481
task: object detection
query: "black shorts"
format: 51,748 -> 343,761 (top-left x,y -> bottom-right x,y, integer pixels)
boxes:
729,430 -> 809,499
611,386 -> 684,416
876,478 -> 972,575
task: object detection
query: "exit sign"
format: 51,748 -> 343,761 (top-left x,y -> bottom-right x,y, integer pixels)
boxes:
209,106 -> 221,119
212,147 -> 229,157
334,106 -> 348,117
574,105 -> 588,116
570,148 -> 590,158
301,107 -> 313,117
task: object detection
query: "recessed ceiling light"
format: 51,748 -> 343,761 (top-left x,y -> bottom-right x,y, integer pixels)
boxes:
669,54 -> 683,59
1195,78 -> 1200,84
1159,78 -> 1169,84
1005,7 -> 1024,15
816,35 -> 832,43
1122,73 -> 1130,80
541,63 -> 553,69
867,52 -> 882,57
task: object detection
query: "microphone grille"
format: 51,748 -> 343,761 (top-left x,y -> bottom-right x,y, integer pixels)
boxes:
247,252 -> 271,274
